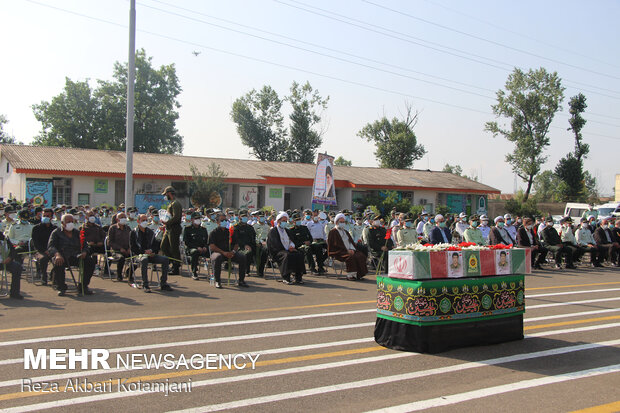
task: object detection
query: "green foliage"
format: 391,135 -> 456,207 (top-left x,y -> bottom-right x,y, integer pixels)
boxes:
32,49 -> 183,153
187,163 -> 227,208
435,205 -> 451,216
357,104 -> 425,169
408,204 -> 425,216
583,171 -> 600,202
230,81 -> 328,163
567,93 -> 589,162
286,81 -> 329,163
485,67 -> 565,200
334,156 -> 352,166
505,191 -> 540,217
357,190 -> 411,214
0,114 -> 17,144
532,170 -> 562,202
442,163 -> 478,181
555,154 -> 586,202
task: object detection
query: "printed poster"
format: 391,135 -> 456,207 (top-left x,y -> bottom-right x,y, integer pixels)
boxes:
495,249 -> 512,275
26,179 -> 52,207
312,153 -> 337,206
446,251 -> 464,278
238,186 -> 258,210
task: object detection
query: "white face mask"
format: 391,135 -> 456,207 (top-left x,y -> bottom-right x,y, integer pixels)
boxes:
193,219 -> 201,226
373,220 -> 381,226
129,213 -> 136,219
64,222 -> 74,231
88,216 -> 96,223
139,221 -> 148,228
8,213 -> 16,220
581,223 -> 588,229
119,218 -> 128,225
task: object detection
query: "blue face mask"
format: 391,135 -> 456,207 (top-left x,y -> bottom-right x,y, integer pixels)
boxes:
219,220 -> 228,228
41,217 -> 51,224
241,217 -> 248,223
305,215 -> 311,220
506,219 -> 512,225
279,221 -> 289,229
153,216 -> 159,222
259,217 -> 265,223
471,221 -> 479,228
497,222 -> 505,228
439,222 -> 446,228
430,219 -> 435,224
405,222 -> 412,228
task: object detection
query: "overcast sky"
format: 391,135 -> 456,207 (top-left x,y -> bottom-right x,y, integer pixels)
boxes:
1,0 -> 619,195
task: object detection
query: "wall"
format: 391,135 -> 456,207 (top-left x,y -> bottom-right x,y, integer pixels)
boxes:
336,187 -> 352,211
0,156 -> 25,200
413,190 -> 437,213
264,185 -> 284,211
287,186 -> 312,211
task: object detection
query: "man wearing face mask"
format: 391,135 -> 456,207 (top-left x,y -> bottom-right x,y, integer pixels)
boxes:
463,215 -> 486,245
351,213 -> 365,245
397,214 -> 418,247
454,213 -> 469,237
267,212 -> 305,284
201,208 -> 218,235
107,212 -> 132,281
0,228 -> 24,299
208,212 -> 249,288
540,216 -> 576,269
416,211 -> 429,238
125,207 -> 138,230
6,209 -> 34,264
575,217 -> 603,268
252,211 -> 270,277
328,213 -> 368,280
233,210 -> 267,278
593,218 -> 620,267
131,214 -> 172,292
503,214 -> 518,241
478,214 -> 491,242
48,214 -> 96,296
367,214 -> 393,272
80,210 -> 106,274
31,208 -> 57,285
430,214 -> 452,245
182,211 -> 210,280
290,212 -> 326,275
517,217 -> 548,270
2,205 -> 17,234
160,186 -> 183,275
489,216 -> 515,246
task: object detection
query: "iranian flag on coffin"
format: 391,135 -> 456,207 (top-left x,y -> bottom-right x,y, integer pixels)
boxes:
388,250 -> 431,280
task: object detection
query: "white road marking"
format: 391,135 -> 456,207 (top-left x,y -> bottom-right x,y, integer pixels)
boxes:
364,364 -> 620,412
0,308 -> 376,347
524,307 -> 620,322
526,287 -> 620,298
527,296 -> 620,309
526,322 -> 620,337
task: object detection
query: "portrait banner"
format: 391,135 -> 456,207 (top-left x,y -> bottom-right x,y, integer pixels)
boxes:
312,153 -> 337,206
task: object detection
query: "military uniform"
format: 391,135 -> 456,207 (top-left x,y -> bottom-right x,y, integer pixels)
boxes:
183,212 -> 210,278
396,226 -> 418,247
290,216 -> 325,273
6,212 -> 33,263
160,186 -> 183,274
235,213 -> 267,277
367,216 -> 393,273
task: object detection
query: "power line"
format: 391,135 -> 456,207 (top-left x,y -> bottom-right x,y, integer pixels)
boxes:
363,0 -> 620,82
276,0 -> 620,97
20,0 -> 620,142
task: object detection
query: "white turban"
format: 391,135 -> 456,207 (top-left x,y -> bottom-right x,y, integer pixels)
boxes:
494,216 -> 504,224
334,213 -> 345,223
276,211 -> 289,222
434,214 -> 444,221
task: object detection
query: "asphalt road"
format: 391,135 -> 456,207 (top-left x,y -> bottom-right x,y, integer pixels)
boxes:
1,261 -> 619,413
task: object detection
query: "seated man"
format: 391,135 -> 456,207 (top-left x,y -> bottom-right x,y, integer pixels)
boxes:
252,211 -> 270,277
48,214 -> 96,296
234,211 -> 268,278
366,214 -> 393,273
146,207 -> 163,254
429,214 -> 452,245
540,216 -> 576,269
183,211 -> 209,280
594,218 -> 620,267
575,217 -> 603,267
290,212 -> 325,275
208,212 -> 248,289
130,214 -> 171,292
81,209 -> 106,268
267,212 -> 305,284
396,214 -> 418,247
478,214 -> 491,242
327,213 -> 368,280
504,213 -> 518,242
0,231 -> 23,299
488,216 -> 515,245
516,217 -> 548,270
463,215 -> 486,245
107,212 -> 132,281
6,209 -> 34,264
31,208 -> 57,285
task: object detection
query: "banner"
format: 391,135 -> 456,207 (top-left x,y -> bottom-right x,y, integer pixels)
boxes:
238,186 -> 258,210
26,179 -> 52,207
311,153 -> 337,206
134,194 -> 167,214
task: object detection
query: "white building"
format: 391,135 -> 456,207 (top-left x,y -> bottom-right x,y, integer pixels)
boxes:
0,144 -> 499,214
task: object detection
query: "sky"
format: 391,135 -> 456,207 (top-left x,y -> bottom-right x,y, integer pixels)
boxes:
1,0 -> 619,195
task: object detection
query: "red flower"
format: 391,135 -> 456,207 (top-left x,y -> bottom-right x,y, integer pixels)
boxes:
79,228 -> 85,250
229,225 -> 234,244
458,242 -> 476,248
385,227 -> 392,240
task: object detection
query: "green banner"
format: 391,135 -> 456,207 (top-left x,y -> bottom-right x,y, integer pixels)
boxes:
377,275 -> 525,326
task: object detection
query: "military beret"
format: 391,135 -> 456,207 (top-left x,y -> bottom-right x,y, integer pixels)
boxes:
191,211 -> 201,219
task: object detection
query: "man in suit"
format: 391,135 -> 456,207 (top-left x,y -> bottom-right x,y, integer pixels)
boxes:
31,208 -> 56,285
594,218 -> 620,266
488,216 -> 515,245
267,212 -> 305,284
430,214 -> 452,245
130,214 -> 172,292
540,216 -> 576,269
516,217 -> 548,270
208,212 -> 248,289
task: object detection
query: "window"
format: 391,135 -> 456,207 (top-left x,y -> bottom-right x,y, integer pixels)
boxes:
52,178 -> 72,206
78,193 -> 90,206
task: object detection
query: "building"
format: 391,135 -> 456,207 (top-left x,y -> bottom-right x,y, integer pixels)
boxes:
0,144 -> 499,214
616,174 -> 620,203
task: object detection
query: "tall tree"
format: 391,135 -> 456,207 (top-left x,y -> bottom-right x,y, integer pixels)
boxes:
230,85 -> 287,162
334,156 -> 352,166
357,104 -> 426,169
532,170 -> 562,202
567,93 -> 589,162
485,67 -> 565,201
442,163 -> 478,181
0,114 -> 17,144
554,155 -> 585,201
286,81 -> 329,163
32,49 -> 183,154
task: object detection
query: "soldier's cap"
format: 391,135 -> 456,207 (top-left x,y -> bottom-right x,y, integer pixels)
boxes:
561,216 -> 572,223
119,203 -> 125,208
459,212 -> 467,218
580,217 -> 588,223
161,186 -> 175,195
191,212 -> 201,219
205,208 -> 214,214
373,214 -> 384,221
148,206 -> 157,212
286,209 -> 292,215
470,214 -> 480,221
354,213 -> 363,219
546,216 -> 553,221
18,209 -> 29,218
256,211 -> 265,217
68,208 -> 79,215
406,212 -> 414,220
303,209 -> 312,214
54,207 -> 63,213
212,208 -> 221,213
4,205 -> 14,213
328,211 -> 336,217
43,208 -> 54,214
421,211 -> 428,216
239,211 -> 249,218
404,215 -> 413,222
290,212 -> 302,220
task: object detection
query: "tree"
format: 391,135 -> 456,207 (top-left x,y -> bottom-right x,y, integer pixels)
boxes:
567,93 -> 589,162
555,154 -> 585,201
187,163 -> 227,208
358,104 -> 426,169
0,114 -> 17,144
442,163 -> 478,181
230,86 -> 287,162
532,170 -> 562,202
334,156 -> 352,166
485,67 -> 565,201
32,49 -> 183,154
286,81 -> 329,163
583,171 -> 600,202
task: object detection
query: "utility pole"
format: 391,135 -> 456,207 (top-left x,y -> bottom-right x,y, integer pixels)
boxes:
124,0 -> 136,208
